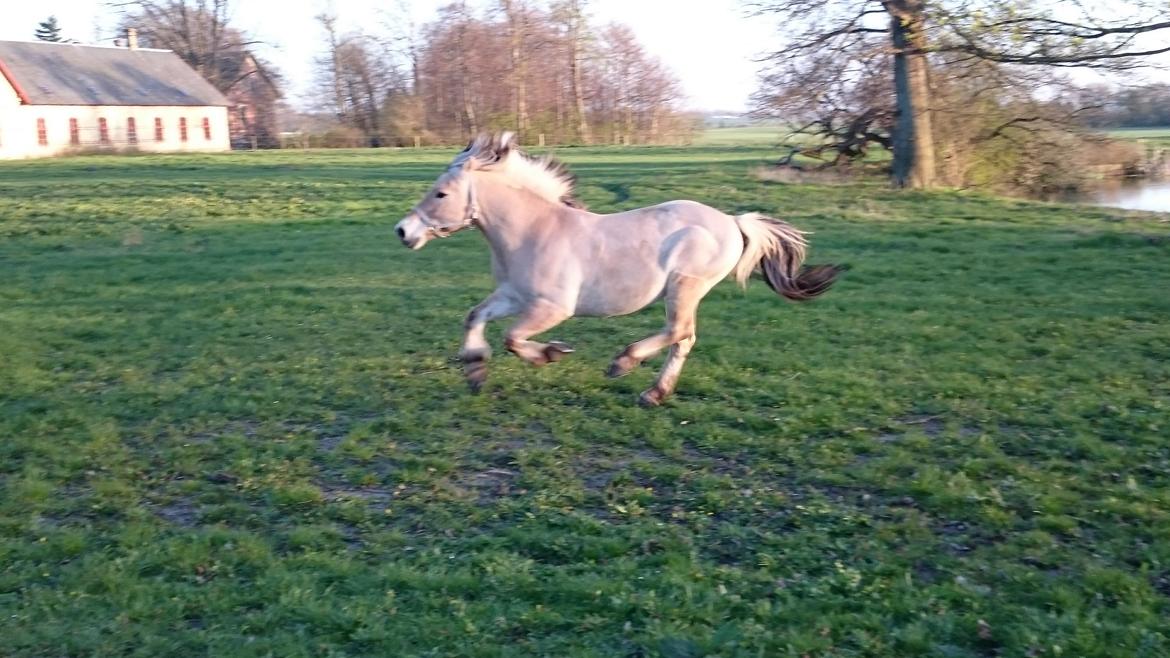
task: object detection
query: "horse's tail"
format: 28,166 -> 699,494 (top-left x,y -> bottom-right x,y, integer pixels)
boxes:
732,212 -> 844,301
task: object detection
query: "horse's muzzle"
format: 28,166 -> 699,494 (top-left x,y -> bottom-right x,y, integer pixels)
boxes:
395,225 -> 414,248
394,216 -> 428,250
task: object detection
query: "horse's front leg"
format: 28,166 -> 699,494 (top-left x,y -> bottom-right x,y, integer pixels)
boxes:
503,298 -> 574,367
461,290 -> 520,393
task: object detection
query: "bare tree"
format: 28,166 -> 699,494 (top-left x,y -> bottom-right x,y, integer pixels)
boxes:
113,0 -> 283,146
332,1 -> 690,145
885,0 -> 935,187
753,50 -> 894,166
316,12 -> 349,125
500,0 -> 532,140
552,0 -> 592,144
373,1 -> 423,95
750,0 -> 1170,188
313,12 -> 407,146
113,0 -> 244,90
450,2 -> 482,135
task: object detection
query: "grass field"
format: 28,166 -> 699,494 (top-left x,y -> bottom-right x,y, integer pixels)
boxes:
1108,127 -> 1170,149
2,145 -> 1169,657
692,127 -> 790,147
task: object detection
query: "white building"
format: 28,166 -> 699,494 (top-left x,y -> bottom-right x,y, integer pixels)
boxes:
0,38 -> 231,159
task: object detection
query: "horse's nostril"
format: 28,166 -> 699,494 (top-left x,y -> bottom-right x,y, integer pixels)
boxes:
396,226 -> 406,240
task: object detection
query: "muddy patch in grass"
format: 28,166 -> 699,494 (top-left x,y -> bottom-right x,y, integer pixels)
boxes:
152,496 -> 201,527
455,468 -> 520,501
877,415 -> 983,443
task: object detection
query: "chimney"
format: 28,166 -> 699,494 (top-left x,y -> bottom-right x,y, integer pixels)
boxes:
127,28 -> 138,50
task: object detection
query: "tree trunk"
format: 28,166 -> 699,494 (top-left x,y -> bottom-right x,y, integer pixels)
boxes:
516,54 -> 529,140
461,73 -> 479,137
887,1 -> 935,188
453,9 -> 478,137
555,72 -> 565,142
317,14 -> 348,123
410,45 -> 421,98
361,72 -> 382,147
566,0 -> 591,144
502,0 -> 529,141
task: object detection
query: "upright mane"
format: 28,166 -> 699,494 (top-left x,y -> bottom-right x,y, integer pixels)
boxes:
452,132 -> 582,208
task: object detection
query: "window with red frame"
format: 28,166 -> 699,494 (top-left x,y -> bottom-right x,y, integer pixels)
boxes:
69,118 -> 80,146
127,118 -> 138,145
36,118 -> 47,146
179,117 -> 188,142
202,117 -> 211,141
98,118 -> 110,144
154,117 -> 164,141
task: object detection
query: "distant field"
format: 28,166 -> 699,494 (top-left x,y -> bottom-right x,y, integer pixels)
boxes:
1108,127 -> 1170,148
2,146 -> 1169,657
697,125 -> 1170,150
1108,127 -> 1170,139
694,125 -> 790,146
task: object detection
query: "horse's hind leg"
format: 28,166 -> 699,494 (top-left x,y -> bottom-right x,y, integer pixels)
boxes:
504,299 -> 573,367
608,273 -> 707,404
641,334 -> 697,407
462,290 -> 520,392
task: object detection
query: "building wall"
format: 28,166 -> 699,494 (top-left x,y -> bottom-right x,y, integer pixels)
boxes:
0,101 -> 230,159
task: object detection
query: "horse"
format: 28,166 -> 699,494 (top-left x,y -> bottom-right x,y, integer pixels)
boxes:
394,132 -> 842,406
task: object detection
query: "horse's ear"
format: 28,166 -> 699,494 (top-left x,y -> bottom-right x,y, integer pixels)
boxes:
466,133 -> 492,152
455,134 -> 492,170
494,131 -> 515,158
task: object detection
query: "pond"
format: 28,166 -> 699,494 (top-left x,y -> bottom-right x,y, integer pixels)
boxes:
1062,178 -> 1170,213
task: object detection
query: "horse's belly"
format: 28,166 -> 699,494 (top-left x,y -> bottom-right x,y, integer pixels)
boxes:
573,271 -> 666,317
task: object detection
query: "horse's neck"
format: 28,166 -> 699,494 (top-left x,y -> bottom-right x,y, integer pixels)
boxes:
473,177 -> 569,264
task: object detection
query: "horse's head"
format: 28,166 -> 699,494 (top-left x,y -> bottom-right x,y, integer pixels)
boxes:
395,132 -> 514,250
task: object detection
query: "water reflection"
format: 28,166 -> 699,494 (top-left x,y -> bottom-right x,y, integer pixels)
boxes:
1063,179 -> 1170,213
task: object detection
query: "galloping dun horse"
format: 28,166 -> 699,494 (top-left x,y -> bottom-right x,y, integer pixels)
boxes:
395,133 -> 842,406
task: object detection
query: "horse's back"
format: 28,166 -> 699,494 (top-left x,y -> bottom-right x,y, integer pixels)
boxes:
627,199 -> 742,270
565,200 -> 742,317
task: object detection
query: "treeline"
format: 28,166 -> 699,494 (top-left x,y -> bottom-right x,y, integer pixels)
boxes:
1069,84 -> 1170,129
313,0 -> 694,147
102,1 -> 691,148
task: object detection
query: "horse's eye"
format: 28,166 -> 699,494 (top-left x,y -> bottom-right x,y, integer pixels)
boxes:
435,191 -> 448,199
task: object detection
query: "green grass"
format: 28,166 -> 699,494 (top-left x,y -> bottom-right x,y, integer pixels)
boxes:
1109,127 -> 1170,139
694,126 -> 791,147
2,146 -> 1169,657
1107,127 -> 1170,148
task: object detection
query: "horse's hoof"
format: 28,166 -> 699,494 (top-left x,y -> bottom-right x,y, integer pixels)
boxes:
544,341 -> 574,363
464,358 -> 487,393
638,387 -> 667,407
607,355 -> 637,378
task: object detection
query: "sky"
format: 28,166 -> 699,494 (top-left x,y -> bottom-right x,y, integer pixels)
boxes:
1,0 -> 777,112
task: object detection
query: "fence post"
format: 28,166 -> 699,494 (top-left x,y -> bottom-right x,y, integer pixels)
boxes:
414,135 -> 421,148
538,133 -> 545,147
